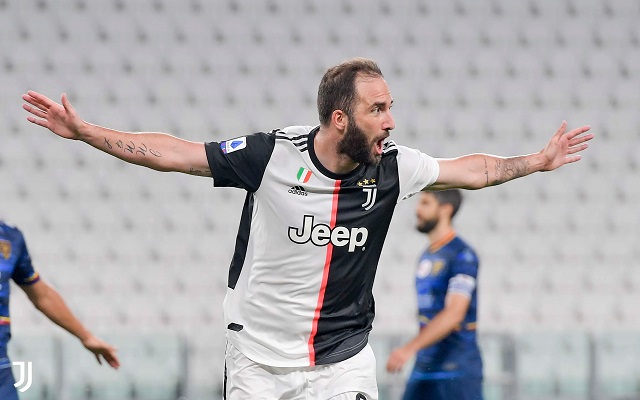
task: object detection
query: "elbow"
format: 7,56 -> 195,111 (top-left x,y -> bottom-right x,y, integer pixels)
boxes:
30,298 -> 46,313
446,309 -> 467,327
452,314 -> 466,326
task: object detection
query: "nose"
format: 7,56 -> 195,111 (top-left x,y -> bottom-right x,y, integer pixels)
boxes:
383,110 -> 396,132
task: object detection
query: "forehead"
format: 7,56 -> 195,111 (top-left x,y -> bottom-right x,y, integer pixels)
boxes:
354,75 -> 392,107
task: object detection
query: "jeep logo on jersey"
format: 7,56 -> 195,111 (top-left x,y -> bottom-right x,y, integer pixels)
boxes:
288,215 -> 368,252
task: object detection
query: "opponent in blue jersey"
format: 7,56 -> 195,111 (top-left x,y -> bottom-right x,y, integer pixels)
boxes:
387,190 -> 483,400
0,221 -> 119,399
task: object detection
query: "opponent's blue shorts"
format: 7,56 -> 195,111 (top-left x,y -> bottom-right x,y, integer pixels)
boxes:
402,376 -> 483,400
0,364 -> 19,400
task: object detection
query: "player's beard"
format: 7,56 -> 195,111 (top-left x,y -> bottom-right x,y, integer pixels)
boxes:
337,115 -> 382,165
416,217 -> 439,234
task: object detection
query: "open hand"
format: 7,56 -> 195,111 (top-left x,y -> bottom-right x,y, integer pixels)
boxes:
82,335 -> 120,369
22,91 -> 86,140
541,121 -> 594,171
386,345 -> 414,373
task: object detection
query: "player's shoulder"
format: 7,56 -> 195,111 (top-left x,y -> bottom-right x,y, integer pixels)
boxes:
273,125 -> 316,140
381,140 -> 431,161
451,237 -> 479,263
271,126 -> 315,154
0,220 -> 24,241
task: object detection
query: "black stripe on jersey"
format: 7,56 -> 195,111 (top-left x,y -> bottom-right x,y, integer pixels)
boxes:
382,140 -> 398,153
275,133 -> 308,142
228,193 -> 254,289
312,157 -> 401,365
276,134 -> 308,152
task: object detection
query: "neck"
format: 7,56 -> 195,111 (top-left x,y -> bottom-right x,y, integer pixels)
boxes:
428,224 -> 455,250
314,126 -> 359,174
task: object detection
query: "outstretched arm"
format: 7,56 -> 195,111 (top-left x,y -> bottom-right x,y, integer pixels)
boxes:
429,121 -> 593,190
386,293 -> 470,373
22,91 -> 211,176
21,280 -> 120,369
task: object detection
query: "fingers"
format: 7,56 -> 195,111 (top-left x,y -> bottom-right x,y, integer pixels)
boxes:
564,155 -> 582,164
22,94 -> 48,112
567,143 -> 589,155
386,362 -> 401,373
23,91 -> 53,110
26,115 -> 49,127
106,353 -> 121,369
553,120 -> 568,138
92,348 -> 120,369
568,132 -> 594,146
22,103 -> 47,119
565,125 -> 591,140
385,356 -> 403,373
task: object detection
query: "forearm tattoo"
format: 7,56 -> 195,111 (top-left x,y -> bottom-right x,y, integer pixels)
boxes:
103,137 -> 162,158
486,156 -> 529,186
189,167 -> 212,176
484,158 -> 489,186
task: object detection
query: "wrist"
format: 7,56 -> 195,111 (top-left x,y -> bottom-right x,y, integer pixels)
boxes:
76,121 -> 95,142
404,342 -> 421,354
529,151 -> 549,172
77,330 -> 93,343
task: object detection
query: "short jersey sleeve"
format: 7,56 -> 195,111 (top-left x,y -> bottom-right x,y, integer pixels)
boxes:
446,248 -> 479,298
204,132 -> 277,192
11,231 -> 40,286
395,144 -> 440,202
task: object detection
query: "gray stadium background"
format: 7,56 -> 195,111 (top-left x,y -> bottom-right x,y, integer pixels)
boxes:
1,0 -> 639,399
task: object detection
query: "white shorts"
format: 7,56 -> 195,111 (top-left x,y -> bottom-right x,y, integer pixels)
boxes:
224,341 -> 378,400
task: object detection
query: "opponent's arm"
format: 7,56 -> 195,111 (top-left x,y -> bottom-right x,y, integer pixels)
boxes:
20,279 -> 120,369
386,293 -> 470,373
22,91 -> 210,176
429,121 -> 593,190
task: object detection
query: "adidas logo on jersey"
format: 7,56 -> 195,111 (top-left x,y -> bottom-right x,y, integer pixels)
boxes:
288,186 -> 308,196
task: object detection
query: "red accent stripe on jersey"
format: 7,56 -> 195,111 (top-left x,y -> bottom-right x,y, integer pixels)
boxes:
308,180 -> 341,365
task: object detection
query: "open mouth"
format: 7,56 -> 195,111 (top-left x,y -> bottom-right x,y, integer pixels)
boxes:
375,134 -> 388,155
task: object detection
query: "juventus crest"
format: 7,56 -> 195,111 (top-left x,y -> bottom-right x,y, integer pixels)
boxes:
361,186 -> 378,210
357,178 -> 378,211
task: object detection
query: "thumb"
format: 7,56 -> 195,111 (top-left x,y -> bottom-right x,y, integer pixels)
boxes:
61,93 -> 76,115
553,120 -> 567,138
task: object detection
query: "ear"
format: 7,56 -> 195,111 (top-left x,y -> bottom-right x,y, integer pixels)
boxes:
331,109 -> 348,131
440,203 -> 455,220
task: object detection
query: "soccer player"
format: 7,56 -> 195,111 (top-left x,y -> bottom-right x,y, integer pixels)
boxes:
386,190 -> 482,400
0,220 -> 119,400
21,58 -> 592,399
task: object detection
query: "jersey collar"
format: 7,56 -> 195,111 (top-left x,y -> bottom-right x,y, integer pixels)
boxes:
428,230 -> 456,253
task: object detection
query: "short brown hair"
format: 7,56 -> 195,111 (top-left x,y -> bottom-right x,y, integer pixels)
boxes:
433,189 -> 463,219
317,58 -> 383,126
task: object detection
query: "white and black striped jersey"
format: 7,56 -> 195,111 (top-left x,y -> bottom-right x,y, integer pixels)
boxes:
205,125 -> 440,367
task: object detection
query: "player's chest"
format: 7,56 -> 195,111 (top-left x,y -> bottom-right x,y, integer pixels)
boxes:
260,159 -> 398,223
416,257 -> 450,292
